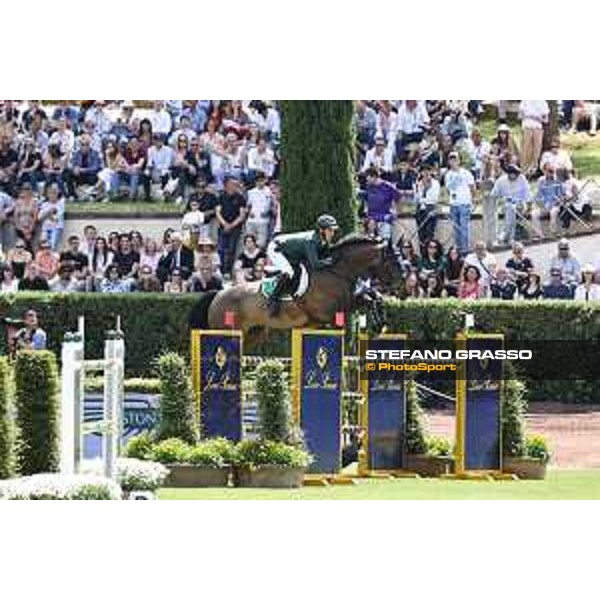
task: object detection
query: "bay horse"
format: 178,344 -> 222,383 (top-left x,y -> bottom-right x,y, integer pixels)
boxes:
189,234 -> 397,336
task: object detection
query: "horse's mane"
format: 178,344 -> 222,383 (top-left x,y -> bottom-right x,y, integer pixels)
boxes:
331,233 -> 378,251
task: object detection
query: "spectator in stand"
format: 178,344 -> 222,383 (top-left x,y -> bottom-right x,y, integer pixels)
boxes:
158,232 -> 194,283
164,268 -> 186,293
0,190 -> 14,251
38,183 -> 65,251
216,177 -> 247,278
187,138 -> 212,186
188,180 -> 218,242
120,136 -> 145,199
195,238 -> 221,275
49,117 -> 75,165
490,268 -> 517,300
418,239 -> 446,281
42,143 -> 68,195
100,264 -> 133,293
490,164 -> 530,244
558,168 -> 592,229
487,124 -> 520,182
570,101 -> 600,135
403,271 -> 424,299
355,101 -> 378,151
540,137 -> 573,172
181,197 -> 204,248
444,152 -> 475,255
144,133 -> 174,201
361,135 -> 393,175
149,101 -> 172,137
444,245 -> 464,297
458,265 -> 484,299
246,137 -> 276,181
0,135 -> 19,196
90,236 -> 114,281
395,156 -> 417,204
34,240 -> 59,281
139,238 -> 161,274
12,184 -> 38,252
169,115 -> 196,147
50,264 -> 79,292
391,100 -> 430,156
59,235 -> 89,273
414,165 -> 440,251
362,167 -> 399,241
16,137 -> 42,190
70,134 -> 102,200
96,140 -> 123,199
189,263 -> 224,293
549,238 -> 580,289
136,265 -> 162,292
531,164 -> 564,238
113,234 -> 140,279
7,239 -> 32,280
81,224 -> 98,261
423,273 -> 445,299
396,238 -> 419,276
574,264 -> 600,301
245,172 -> 274,249
518,100 -> 549,176
13,309 -> 46,351
0,263 -> 19,293
233,233 -> 266,284
505,242 -> 534,295
543,267 -> 573,300
521,272 -> 543,300
464,241 -> 497,289
171,134 -> 196,201
464,129 -> 491,184
19,262 -> 49,291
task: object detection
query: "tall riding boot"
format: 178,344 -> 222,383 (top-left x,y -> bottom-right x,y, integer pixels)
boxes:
267,273 -> 290,316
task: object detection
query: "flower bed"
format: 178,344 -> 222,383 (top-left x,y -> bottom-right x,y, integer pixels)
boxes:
0,474 -> 122,500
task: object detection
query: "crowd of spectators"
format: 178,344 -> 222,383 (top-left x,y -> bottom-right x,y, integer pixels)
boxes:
0,100 -> 599,301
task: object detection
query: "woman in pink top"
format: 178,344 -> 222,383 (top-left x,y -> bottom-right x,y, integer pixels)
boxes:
458,265 -> 483,300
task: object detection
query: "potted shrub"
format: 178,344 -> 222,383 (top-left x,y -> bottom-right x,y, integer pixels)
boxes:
504,435 -> 550,480
151,437 -> 235,487
403,380 -> 453,476
233,439 -> 312,488
123,432 -> 156,461
117,458 -> 169,499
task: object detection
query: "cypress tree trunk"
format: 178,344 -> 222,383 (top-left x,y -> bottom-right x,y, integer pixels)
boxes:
280,101 -> 357,234
543,100 -> 559,151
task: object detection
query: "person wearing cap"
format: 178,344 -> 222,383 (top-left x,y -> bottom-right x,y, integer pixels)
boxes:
144,133 -> 174,200
490,164 -> 530,244
549,238 -> 580,288
574,264 -> 600,301
443,152 -> 475,254
531,163 -> 564,238
265,214 -> 338,315
361,135 -> 393,174
543,267 -> 573,300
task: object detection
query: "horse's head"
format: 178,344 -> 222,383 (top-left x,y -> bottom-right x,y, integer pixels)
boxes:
330,234 -> 401,284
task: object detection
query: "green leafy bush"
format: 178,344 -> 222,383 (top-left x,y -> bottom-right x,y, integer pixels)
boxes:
525,435 -> 551,464
255,359 -> 293,443
233,439 -> 312,469
151,438 -> 191,464
186,439 -> 235,468
155,352 -> 198,445
426,436 -> 452,458
14,351 -> 60,475
0,358 -> 15,479
85,377 -> 161,394
123,432 -> 156,461
405,379 -> 427,454
502,361 -> 528,458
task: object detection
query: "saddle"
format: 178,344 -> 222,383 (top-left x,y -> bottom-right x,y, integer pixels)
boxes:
261,263 -> 309,300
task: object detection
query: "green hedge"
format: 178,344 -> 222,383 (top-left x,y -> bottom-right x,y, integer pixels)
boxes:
14,351 -> 60,475
0,357 -> 15,479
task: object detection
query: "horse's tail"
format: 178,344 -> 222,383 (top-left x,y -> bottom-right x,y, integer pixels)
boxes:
189,290 -> 219,329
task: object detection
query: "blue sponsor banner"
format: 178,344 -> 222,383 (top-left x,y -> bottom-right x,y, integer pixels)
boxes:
83,394 -> 159,459
361,336 -> 406,472
464,336 -> 503,471
197,332 -> 242,442
294,330 -> 343,475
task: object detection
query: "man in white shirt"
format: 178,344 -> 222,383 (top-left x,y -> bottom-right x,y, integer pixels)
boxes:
519,100 -> 549,176
415,165 -> 440,249
144,134 -> 174,200
245,172 -> 273,248
390,100 -> 429,155
149,101 -> 173,136
444,152 -> 475,254
361,135 -> 393,174
246,138 -> 276,178
49,117 -> 75,163
463,129 -> 491,183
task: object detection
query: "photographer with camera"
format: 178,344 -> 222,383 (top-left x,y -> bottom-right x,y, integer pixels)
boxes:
13,309 -> 47,352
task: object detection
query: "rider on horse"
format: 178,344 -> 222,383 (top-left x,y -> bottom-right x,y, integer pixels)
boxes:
265,214 -> 339,315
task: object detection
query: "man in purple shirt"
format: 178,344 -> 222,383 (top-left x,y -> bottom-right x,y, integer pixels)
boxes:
363,167 -> 399,240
